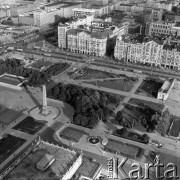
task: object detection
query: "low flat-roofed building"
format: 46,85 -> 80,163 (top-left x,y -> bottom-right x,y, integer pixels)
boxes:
104,139 -> 142,159
157,78 -> 175,100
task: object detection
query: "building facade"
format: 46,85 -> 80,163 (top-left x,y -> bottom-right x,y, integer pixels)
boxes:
114,35 -> 180,69
33,9 -> 61,26
58,24 -> 70,49
157,79 -> 175,100
67,30 -> 107,57
150,8 -> 163,22
72,5 -> 114,18
73,8 -> 96,18
147,21 -> 176,36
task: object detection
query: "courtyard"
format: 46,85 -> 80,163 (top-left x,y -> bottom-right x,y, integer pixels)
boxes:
86,77 -> 137,92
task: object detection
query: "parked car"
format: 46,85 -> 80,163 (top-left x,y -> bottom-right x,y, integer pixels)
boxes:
149,140 -> 164,148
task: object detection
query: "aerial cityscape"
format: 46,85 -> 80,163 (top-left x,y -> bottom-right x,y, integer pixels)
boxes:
0,0 -> 180,179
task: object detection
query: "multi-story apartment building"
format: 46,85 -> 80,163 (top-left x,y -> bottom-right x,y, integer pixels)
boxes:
146,21 -> 176,36
150,8 -> 163,22
68,15 -> 94,29
58,24 -> 70,49
73,5 -> 115,18
66,29 -> 108,57
34,9 -> 61,26
73,8 -> 96,17
161,45 -> 180,69
58,15 -> 94,48
58,18 -> 125,57
146,1 -> 172,11
117,3 -> 144,12
114,35 -> 180,69
114,35 -> 163,65
44,2 -> 82,18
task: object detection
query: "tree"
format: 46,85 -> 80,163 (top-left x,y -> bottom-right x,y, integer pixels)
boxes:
116,111 -> 123,124
142,134 -> 150,143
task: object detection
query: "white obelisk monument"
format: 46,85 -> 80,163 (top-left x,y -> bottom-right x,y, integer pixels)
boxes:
41,84 -> 49,115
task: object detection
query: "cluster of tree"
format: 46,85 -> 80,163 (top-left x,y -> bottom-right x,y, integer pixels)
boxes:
48,84 -> 120,128
2,18 -> 13,25
115,106 -> 170,136
114,128 -> 150,144
0,59 -> 48,86
52,15 -> 73,27
44,63 -> 70,77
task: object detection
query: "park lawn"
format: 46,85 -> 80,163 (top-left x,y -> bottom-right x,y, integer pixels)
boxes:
87,78 -> 136,92
136,79 -> 163,98
0,75 -> 23,86
13,116 -> 46,135
75,68 -> 120,80
169,118 -> 180,137
0,134 -> 26,164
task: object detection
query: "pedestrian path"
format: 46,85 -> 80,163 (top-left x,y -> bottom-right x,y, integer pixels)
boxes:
114,77 -> 144,114
61,79 -> 162,104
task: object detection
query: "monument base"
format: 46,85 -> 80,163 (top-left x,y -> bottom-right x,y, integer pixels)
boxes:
30,105 -> 60,121
40,106 -> 51,116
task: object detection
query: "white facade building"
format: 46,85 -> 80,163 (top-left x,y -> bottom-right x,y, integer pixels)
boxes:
69,15 -> 94,29
157,79 -> 175,100
73,8 -> 96,17
147,21 -> 176,36
67,30 -> 108,57
33,9 -> 61,26
58,24 -> 70,49
114,35 -> 180,70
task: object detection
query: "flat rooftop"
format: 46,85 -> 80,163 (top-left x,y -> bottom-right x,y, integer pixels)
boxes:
105,139 -> 141,158
6,142 -> 79,180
